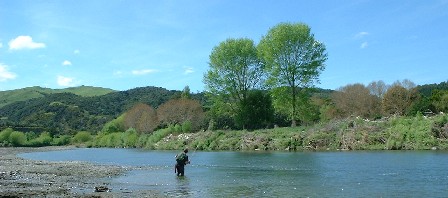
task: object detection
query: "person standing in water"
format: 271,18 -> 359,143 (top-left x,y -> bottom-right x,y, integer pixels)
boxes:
175,148 -> 190,176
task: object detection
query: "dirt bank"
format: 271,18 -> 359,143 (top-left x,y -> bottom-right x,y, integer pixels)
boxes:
0,146 -> 164,197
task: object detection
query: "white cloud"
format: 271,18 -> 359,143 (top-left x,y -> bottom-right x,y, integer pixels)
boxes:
132,69 -> 158,75
62,60 -> 72,66
0,63 -> 17,82
9,36 -> 46,50
74,49 -> 80,54
0,43 -> 3,48
57,75 -> 75,86
355,32 -> 369,39
183,66 -> 194,74
360,42 -> 369,49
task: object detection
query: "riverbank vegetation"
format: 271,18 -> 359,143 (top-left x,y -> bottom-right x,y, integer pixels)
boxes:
1,114 -> 447,151
1,22 -> 448,151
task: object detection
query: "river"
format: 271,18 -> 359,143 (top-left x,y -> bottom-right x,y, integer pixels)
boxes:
19,148 -> 448,197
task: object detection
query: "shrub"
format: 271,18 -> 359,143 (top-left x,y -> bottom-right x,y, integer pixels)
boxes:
52,135 -> 71,146
101,115 -> 125,133
181,121 -> 192,133
123,128 -> 138,148
0,128 -> 14,142
73,131 -> 92,144
9,131 -> 27,146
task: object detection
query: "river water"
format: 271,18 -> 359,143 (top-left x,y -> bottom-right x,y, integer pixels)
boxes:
20,148 -> 448,197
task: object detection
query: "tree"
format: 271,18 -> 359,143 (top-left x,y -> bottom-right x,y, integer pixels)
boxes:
258,22 -> 327,126
431,90 -> 448,113
124,103 -> 158,133
181,86 -> 191,99
235,90 -> 274,130
203,38 -> 264,128
332,83 -> 381,118
368,80 -> 388,99
157,98 -> 205,132
394,79 -> 416,90
382,85 -> 419,116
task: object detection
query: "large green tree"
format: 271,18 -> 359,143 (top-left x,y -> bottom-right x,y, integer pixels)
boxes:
203,38 -> 265,129
258,22 -> 327,126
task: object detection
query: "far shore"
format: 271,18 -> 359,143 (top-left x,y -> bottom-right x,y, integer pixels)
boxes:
0,146 -> 165,197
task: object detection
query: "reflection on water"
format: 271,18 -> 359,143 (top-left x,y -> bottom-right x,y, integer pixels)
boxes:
20,149 -> 448,197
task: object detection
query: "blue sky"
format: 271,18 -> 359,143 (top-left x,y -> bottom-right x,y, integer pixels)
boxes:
1,0 -> 447,92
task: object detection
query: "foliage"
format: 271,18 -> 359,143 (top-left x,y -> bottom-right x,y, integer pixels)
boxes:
9,131 -> 27,146
0,86 -> 204,135
101,114 -> 126,133
235,90 -> 274,130
415,80 -> 448,97
124,103 -> 158,133
181,86 -> 191,99
72,131 -> 93,144
123,128 -> 139,148
204,38 -> 264,100
382,85 -> 419,116
157,98 -> 206,132
28,132 -> 53,147
332,83 -> 381,118
385,116 -> 435,150
204,38 -> 265,130
431,90 -> 448,113
52,135 -> 71,146
0,128 -> 14,143
258,22 -> 327,126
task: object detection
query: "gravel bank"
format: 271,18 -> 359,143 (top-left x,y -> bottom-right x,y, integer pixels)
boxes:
0,146 -> 164,198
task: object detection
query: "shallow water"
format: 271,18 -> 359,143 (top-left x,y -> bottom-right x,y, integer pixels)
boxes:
20,148 -> 448,197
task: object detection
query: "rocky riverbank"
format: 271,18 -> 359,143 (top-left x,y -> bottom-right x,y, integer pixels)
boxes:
0,146 -> 164,197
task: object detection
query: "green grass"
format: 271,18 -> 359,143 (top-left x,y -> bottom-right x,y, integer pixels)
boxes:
0,86 -> 116,108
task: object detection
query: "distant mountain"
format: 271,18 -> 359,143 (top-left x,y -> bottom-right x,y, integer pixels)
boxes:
0,86 -> 116,108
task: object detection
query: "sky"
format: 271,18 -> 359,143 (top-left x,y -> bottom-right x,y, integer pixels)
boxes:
1,0 -> 447,92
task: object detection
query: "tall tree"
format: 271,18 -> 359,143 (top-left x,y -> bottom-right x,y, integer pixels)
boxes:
258,22 -> 327,126
203,38 -> 264,128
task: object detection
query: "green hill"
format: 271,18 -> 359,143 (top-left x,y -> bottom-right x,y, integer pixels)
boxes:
0,86 -> 116,108
0,86 -> 194,134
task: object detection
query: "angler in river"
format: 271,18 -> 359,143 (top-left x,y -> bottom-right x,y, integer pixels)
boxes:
175,148 -> 190,176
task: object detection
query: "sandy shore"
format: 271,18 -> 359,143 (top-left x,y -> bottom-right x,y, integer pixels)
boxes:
0,146 -> 164,198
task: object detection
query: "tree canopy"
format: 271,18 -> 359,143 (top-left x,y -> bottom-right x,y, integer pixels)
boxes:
258,22 -> 327,126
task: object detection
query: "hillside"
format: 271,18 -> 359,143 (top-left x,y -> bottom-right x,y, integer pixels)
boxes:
0,86 -> 197,134
0,86 -> 116,108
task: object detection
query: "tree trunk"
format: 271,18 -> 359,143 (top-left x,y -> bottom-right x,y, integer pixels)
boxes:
291,119 -> 297,127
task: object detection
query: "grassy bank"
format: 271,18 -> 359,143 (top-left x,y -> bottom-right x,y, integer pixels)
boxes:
85,114 -> 448,151
2,114 -> 447,151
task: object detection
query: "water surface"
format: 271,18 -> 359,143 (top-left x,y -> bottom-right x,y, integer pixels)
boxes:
20,149 -> 448,197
